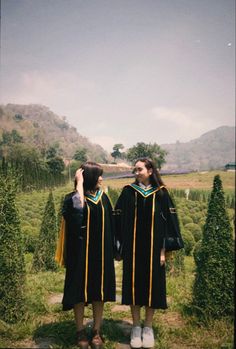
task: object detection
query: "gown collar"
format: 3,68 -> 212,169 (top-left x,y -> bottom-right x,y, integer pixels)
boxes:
129,183 -> 165,197
85,189 -> 103,204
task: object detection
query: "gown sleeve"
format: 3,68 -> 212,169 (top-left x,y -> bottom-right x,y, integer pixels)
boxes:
114,187 -> 128,256
62,192 -> 84,235
161,188 -> 184,252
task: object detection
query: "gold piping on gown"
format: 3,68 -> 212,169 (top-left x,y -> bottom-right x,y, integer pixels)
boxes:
132,191 -> 138,305
101,199 -> 105,301
148,192 -> 156,307
84,203 -> 90,302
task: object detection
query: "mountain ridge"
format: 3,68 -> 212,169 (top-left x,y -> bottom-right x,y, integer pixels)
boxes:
0,104 -> 234,170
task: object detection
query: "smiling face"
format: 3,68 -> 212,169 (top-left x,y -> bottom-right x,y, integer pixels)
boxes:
134,161 -> 153,186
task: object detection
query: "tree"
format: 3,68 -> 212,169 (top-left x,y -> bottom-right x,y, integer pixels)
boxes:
33,191 -> 58,271
0,174 -> 26,323
192,175 -> 234,318
126,142 -> 167,169
111,144 -> 125,161
73,147 -> 88,162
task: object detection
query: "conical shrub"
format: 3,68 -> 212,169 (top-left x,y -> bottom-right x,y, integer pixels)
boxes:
192,175 -> 234,318
0,174 -> 26,323
33,191 -> 58,271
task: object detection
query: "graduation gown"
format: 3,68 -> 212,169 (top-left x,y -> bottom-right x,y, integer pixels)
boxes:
115,184 -> 183,309
62,190 -> 116,310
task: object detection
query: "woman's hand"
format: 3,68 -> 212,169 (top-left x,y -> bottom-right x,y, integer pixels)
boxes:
75,168 -> 84,184
160,248 -> 166,266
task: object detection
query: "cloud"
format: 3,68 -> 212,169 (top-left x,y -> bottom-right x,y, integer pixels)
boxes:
1,70 -> 96,117
149,106 -> 224,143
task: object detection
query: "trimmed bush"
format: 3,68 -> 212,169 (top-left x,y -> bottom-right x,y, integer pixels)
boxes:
181,229 -> 195,255
192,175 -> 234,318
0,174 -> 26,323
32,191 -> 58,271
182,215 -> 193,225
185,223 -> 202,242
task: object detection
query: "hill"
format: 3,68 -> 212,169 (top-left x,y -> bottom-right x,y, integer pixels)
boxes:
0,104 -> 108,162
161,126 -> 235,171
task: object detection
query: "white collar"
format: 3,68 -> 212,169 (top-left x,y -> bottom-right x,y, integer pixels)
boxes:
138,182 -> 152,190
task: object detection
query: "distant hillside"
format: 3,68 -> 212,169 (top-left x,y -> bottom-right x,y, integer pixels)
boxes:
161,126 -> 235,171
0,104 -> 108,162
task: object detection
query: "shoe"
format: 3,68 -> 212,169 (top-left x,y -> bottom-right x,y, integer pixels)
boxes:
90,329 -> 104,349
76,328 -> 89,348
130,326 -> 142,348
142,326 -> 155,348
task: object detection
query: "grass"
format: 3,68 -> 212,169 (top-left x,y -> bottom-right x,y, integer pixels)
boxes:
0,256 -> 234,348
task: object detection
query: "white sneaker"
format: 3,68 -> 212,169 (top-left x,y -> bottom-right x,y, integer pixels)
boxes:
142,326 -> 155,348
130,326 -> 142,348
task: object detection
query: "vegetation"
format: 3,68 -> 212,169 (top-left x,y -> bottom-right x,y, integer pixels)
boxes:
126,142 -> 167,169
0,171 -> 234,347
111,144 -> 125,162
0,104 -> 108,162
32,192 -> 58,272
0,173 -> 26,323
192,175 -> 234,318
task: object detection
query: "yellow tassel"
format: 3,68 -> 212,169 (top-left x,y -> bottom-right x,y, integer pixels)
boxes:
55,217 -> 66,267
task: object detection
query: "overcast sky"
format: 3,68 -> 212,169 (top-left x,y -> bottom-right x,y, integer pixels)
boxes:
1,0 -> 235,151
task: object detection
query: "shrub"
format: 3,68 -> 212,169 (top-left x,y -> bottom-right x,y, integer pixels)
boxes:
182,215 -> 193,225
184,223 -> 202,242
0,174 -> 26,323
32,191 -> 58,271
181,229 -> 195,256
192,175 -> 234,318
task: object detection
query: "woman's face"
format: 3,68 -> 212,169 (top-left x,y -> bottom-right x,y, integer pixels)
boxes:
134,161 -> 152,185
95,175 -> 103,189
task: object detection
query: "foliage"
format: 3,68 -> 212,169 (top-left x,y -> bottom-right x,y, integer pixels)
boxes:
111,144 -> 125,161
0,174 -> 26,323
32,192 -> 58,272
181,229 -> 195,256
192,175 -> 234,318
0,104 -> 108,162
73,147 -> 87,162
126,142 -> 167,169
184,223 -> 202,242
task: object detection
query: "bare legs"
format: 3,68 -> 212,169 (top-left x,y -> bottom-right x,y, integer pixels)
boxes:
74,301 -> 104,331
92,301 -> 104,331
130,305 -> 155,327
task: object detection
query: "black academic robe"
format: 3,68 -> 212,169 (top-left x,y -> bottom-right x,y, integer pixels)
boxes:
62,190 -> 116,310
115,184 -> 183,309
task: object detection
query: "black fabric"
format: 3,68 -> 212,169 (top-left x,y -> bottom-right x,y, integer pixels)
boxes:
115,185 -> 183,309
62,191 -> 116,310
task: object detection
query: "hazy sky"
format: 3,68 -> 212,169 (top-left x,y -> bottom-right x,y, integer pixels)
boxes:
1,0 -> 235,151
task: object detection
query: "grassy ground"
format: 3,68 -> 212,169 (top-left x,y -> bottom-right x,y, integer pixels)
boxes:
0,171 -> 234,348
0,256 -> 233,348
103,170 -> 235,190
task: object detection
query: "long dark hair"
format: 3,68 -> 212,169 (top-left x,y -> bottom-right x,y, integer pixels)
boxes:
74,162 -> 103,192
134,158 -> 165,188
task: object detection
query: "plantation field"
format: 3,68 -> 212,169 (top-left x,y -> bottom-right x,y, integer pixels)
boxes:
104,170 -> 235,190
0,170 -> 234,348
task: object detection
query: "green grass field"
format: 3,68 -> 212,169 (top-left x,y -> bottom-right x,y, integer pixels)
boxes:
0,170 -> 234,348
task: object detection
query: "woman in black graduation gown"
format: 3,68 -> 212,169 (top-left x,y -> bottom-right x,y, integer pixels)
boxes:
115,158 -> 184,349
61,162 -> 116,349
